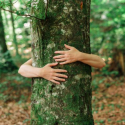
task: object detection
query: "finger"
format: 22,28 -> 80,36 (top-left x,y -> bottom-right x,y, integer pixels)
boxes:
54,51 -> 65,54
53,77 -> 65,82
60,61 -> 69,65
53,55 -> 65,59
55,73 -> 68,78
64,44 -> 72,49
54,69 -> 67,73
51,79 -> 60,85
48,62 -> 58,67
55,58 -> 67,62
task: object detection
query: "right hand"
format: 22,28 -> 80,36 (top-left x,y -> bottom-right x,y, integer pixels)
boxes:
40,62 -> 68,85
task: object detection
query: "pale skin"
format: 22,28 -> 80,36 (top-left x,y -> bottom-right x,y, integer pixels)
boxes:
18,44 -> 106,85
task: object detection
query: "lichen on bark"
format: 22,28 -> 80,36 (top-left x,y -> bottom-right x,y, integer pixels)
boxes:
30,0 -> 94,125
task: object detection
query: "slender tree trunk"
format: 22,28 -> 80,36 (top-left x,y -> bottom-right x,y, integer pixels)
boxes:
0,9 -> 17,72
3,10 -> 9,27
0,10 -> 7,53
9,0 -> 19,56
30,0 -> 94,125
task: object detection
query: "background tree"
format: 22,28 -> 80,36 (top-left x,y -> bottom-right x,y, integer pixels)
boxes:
3,10 -> 8,26
0,9 -> 17,72
30,0 -> 94,124
9,0 -> 19,56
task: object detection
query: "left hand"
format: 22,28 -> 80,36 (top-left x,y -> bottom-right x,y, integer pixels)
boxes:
53,44 -> 80,65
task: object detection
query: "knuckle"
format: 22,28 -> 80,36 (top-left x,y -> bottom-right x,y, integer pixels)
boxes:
65,54 -> 68,58
47,63 -> 50,66
53,73 -> 56,76
54,73 -> 57,76
52,73 -> 55,76
49,76 -> 52,80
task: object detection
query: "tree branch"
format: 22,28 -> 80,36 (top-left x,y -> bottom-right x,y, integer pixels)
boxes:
0,7 -> 42,20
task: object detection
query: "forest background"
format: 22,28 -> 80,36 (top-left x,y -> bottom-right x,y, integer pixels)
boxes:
0,0 -> 125,124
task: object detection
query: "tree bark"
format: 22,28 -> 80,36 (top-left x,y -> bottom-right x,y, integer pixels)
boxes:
30,0 -> 94,124
0,9 -> 17,72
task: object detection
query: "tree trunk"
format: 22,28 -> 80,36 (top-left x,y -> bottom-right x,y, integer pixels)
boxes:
9,0 -> 19,56
0,9 -> 17,72
3,10 -> 9,27
30,0 -> 94,125
0,11 -> 8,53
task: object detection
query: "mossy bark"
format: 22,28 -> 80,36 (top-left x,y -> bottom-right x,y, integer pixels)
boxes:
30,0 -> 94,124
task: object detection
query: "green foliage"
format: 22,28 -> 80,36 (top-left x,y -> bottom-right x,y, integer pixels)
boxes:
0,51 -> 18,73
90,0 -> 125,63
101,64 -> 119,76
0,70 -> 31,102
0,81 -> 8,92
0,0 -> 31,16
90,0 -> 125,75
0,0 -> 10,8
0,93 -> 8,101
104,83 -> 111,88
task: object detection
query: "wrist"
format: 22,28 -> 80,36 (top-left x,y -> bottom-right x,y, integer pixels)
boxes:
77,52 -> 86,61
37,68 -> 44,77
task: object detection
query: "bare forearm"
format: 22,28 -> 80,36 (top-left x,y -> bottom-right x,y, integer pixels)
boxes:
18,65 -> 42,78
78,52 -> 106,68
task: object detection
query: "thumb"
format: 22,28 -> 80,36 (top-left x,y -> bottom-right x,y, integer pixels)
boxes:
64,44 -> 72,49
48,62 -> 58,67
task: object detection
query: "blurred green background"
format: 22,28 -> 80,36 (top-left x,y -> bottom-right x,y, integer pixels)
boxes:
0,0 -> 125,125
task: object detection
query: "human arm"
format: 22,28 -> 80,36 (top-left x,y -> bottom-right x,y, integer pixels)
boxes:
18,58 -> 68,85
77,52 -> 106,69
18,58 -> 41,78
53,44 -> 106,69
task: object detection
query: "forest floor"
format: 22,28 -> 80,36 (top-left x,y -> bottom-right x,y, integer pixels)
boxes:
0,70 -> 125,125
